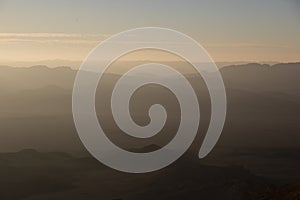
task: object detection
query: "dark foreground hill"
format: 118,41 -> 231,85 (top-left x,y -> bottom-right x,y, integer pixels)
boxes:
0,148 -> 278,200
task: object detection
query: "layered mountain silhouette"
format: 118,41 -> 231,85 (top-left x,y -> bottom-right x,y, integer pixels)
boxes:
0,62 -> 299,153
0,62 -> 300,199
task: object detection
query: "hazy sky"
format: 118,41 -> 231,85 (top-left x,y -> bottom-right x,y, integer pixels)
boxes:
0,0 -> 299,65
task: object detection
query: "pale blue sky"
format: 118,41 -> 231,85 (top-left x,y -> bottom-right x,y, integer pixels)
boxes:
0,0 -> 299,63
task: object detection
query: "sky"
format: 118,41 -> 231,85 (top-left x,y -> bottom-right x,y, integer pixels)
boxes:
0,0 -> 299,67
